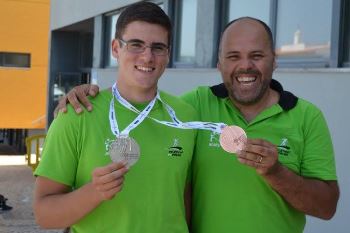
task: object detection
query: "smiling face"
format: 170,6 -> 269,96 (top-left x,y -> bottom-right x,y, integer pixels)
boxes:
112,21 -> 169,94
217,19 -> 276,106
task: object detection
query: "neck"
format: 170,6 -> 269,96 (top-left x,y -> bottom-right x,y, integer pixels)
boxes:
232,88 -> 279,123
115,81 -> 157,103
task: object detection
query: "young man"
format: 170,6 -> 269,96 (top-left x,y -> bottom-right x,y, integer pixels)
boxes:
58,17 -> 339,233
34,2 -> 196,233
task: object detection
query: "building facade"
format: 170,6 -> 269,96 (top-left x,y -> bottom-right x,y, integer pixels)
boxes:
0,0 -> 50,152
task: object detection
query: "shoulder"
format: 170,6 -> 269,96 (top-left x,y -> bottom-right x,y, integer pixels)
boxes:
293,98 -> 323,117
88,89 -> 112,105
54,89 -> 112,126
180,86 -> 218,107
180,86 -> 214,100
159,90 -> 198,119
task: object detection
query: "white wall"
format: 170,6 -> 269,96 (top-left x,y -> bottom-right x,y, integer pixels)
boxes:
50,0 -> 138,30
95,67 -> 350,233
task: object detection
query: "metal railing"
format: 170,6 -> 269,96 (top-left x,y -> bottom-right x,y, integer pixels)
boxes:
25,134 -> 46,171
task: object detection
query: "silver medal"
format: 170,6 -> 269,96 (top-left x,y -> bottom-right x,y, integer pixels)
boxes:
108,137 -> 140,167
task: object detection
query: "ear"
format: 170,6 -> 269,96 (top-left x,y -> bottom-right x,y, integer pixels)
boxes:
272,52 -> 277,70
273,57 -> 277,70
217,60 -> 221,71
111,39 -> 119,59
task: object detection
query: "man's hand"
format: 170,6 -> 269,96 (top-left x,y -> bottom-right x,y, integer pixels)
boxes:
236,138 -> 280,175
92,162 -> 128,201
54,84 -> 100,118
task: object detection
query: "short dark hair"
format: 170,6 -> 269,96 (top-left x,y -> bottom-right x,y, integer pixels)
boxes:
115,1 -> 172,45
219,17 -> 274,53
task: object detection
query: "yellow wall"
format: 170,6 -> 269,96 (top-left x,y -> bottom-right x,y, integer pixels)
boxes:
0,0 -> 50,129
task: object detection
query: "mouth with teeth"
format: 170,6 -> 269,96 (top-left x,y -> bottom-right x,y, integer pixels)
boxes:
236,76 -> 257,84
135,65 -> 155,72
233,70 -> 260,86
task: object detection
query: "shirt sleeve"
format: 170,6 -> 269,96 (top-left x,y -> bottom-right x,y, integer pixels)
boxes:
34,107 -> 81,187
301,109 -> 337,180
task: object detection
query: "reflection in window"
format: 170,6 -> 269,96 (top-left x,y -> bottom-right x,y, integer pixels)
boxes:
227,0 -> 270,25
105,14 -> 119,67
275,0 -> 332,60
176,0 -> 197,64
0,52 -> 30,68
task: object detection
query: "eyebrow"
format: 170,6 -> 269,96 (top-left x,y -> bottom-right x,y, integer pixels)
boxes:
125,38 -> 168,47
225,50 -> 265,55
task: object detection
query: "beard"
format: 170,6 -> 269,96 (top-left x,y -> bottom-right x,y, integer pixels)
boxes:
224,70 -> 271,106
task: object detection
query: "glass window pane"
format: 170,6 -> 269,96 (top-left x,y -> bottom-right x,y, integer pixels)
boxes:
106,14 -> 119,67
275,0 -> 332,60
228,0 -> 271,25
0,52 -> 30,68
176,0 -> 197,64
343,1 -> 350,66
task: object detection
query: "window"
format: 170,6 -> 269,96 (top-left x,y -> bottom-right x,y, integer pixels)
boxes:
227,0 -> 271,25
174,0 -> 197,66
105,13 -> 120,67
0,52 -> 30,68
275,0 -> 332,65
342,0 -> 350,67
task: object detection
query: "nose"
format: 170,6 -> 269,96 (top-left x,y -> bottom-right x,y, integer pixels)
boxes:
140,46 -> 154,62
238,58 -> 254,70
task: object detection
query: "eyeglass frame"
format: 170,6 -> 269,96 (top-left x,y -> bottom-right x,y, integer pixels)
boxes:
117,38 -> 170,56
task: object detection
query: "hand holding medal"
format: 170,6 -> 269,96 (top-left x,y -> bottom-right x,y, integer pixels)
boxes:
220,126 -> 279,174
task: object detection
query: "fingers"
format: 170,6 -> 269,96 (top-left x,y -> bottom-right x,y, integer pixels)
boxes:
237,138 -> 279,174
88,85 -> 99,97
92,162 -> 128,201
53,84 -> 99,116
76,84 -> 94,111
66,89 -> 83,114
65,84 -> 98,114
53,96 -> 68,118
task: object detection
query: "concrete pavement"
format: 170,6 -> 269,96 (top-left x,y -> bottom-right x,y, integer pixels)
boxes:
0,156 -> 62,233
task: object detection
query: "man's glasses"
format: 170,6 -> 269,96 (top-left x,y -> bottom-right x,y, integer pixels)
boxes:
118,38 -> 169,56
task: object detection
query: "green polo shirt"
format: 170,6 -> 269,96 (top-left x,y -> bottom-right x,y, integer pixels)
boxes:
35,90 -> 197,233
181,79 -> 337,233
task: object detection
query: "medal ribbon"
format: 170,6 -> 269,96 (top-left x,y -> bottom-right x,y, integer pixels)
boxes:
111,83 -> 226,134
109,83 -> 157,137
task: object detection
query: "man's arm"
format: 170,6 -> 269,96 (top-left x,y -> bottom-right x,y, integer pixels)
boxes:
264,164 -> 339,220
237,138 -> 339,220
54,84 -> 100,117
34,162 -> 128,228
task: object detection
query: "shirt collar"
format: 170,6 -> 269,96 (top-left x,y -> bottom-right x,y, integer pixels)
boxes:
210,79 -> 298,111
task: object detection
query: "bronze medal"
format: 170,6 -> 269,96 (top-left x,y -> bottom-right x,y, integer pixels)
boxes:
219,125 -> 247,153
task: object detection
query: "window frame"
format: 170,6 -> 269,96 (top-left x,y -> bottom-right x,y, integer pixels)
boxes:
340,0 -> 350,67
221,0 -> 348,69
170,0 -> 198,68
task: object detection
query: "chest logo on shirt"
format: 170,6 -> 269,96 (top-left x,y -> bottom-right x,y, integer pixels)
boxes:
277,138 -> 290,156
208,131 -> 221,148
167,138 -> 184,157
